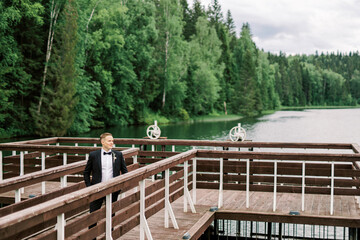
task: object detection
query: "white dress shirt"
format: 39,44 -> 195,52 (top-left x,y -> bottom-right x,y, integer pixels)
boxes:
101,149 -> 113,182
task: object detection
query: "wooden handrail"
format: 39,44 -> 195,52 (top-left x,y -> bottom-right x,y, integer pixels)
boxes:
0,149 -> 197,239
4,137 -> 356,151
196,149 -> 360,162
58,137 -> 355,149
0,144 -> 128,154
352,143 -> 360,153
5,137 -> 59,145
0,148 -> 138,193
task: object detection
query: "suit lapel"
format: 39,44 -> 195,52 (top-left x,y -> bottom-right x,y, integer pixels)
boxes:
97,150 -> 102,172
112,152 -> 116,164
112,152 -> 117,177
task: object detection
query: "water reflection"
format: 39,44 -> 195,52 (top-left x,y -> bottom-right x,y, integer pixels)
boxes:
2,108 -> 360,144
249,109 -> 360,143
63,108 -> 360,144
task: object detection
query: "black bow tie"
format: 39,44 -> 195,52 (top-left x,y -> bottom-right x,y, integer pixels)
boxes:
103,152 -> 112,155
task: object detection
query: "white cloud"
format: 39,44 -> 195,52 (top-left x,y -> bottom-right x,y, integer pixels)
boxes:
193,0 -> 360,55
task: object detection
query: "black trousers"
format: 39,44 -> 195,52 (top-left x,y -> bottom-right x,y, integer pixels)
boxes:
89,191 -> 120,229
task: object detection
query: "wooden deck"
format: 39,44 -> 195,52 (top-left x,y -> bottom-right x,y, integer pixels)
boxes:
119,189 -> 360,239
1,138 -> 360,239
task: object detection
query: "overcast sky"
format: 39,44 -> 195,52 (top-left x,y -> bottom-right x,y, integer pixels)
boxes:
196,0 -> 360,55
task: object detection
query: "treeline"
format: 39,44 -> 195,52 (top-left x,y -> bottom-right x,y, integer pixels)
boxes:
1,0 -> 359,138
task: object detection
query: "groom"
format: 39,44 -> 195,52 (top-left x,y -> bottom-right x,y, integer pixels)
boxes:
84,132 -> 128,215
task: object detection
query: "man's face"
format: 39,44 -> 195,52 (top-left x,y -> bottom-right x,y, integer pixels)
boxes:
101,135 -> 114,151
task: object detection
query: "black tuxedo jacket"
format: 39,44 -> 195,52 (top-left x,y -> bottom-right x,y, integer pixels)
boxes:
83,149 -> 128,187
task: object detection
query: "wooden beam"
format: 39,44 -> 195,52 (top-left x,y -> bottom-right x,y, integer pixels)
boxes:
0,161 -> 85,193
197,159 -> 352,170
197,182 -> 360,195
197,173 -> 360,187
196,150 -> 360,162
215,210 -> 360,228
0,144 -> 131,155
8,137 -> 59,145
54,137 -> 354,150
352,143 -> 360,153
186,210 -> 215,240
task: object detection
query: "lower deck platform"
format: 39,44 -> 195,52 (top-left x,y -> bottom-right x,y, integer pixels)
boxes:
119,189 -> 360,239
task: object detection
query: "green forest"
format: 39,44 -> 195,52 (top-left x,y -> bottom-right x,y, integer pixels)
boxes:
1,0 -> 360,138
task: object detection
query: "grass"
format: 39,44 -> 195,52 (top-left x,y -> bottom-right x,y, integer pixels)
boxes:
280,105 -> 360,110
191,114 -> 242,122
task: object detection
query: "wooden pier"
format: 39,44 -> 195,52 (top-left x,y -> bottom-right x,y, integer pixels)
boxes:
120,189 -> 360,239
0,137 -> 360,239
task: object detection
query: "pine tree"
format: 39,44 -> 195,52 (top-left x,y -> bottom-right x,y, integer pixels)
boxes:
207,0 -> 223,30
225,10 -> 236,37
182,0 -> 206,41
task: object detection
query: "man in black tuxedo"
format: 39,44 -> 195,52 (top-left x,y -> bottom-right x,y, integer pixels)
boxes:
83,132 -> 128,219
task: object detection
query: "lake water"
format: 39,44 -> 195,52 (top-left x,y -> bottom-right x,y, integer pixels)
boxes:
77,108 -> 360,144
2,108 -> 360,145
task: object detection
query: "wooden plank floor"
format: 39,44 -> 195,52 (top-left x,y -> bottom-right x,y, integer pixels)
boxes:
118,189 -> 360,239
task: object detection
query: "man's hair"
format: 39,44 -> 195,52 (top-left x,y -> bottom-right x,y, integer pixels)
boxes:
100,132 -> 113,142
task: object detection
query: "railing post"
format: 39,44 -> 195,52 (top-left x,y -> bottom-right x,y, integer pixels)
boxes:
56,142 -> 60,155
246,159 -> 250,208
75,143 -> 78,156
273,161 -> 277,212
20,151 -> 24,176
15,189 -> 21,203
20,151 -> 24,193
57,213 -> 65,240
165,169 -> 179,229
184,160 -> 188,212
192,146 -> 196,204
0,151 -> 3,181
218,157 -> 223,208
330,161 -> 335,215
132,154 -> 138,193
152,145 -> 155,182
106,194 -> 113,240
139,180 -> 153,240
42,152 -> 46,194
165,169 -> 169,228
183,160 -> 196,213
47,144 -> 50,157
61,153 -> 67,187
302,161 -> 306,211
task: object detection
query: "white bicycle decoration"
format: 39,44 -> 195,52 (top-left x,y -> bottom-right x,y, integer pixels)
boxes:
146,120 -> 161,139
229,123 -> 246,142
